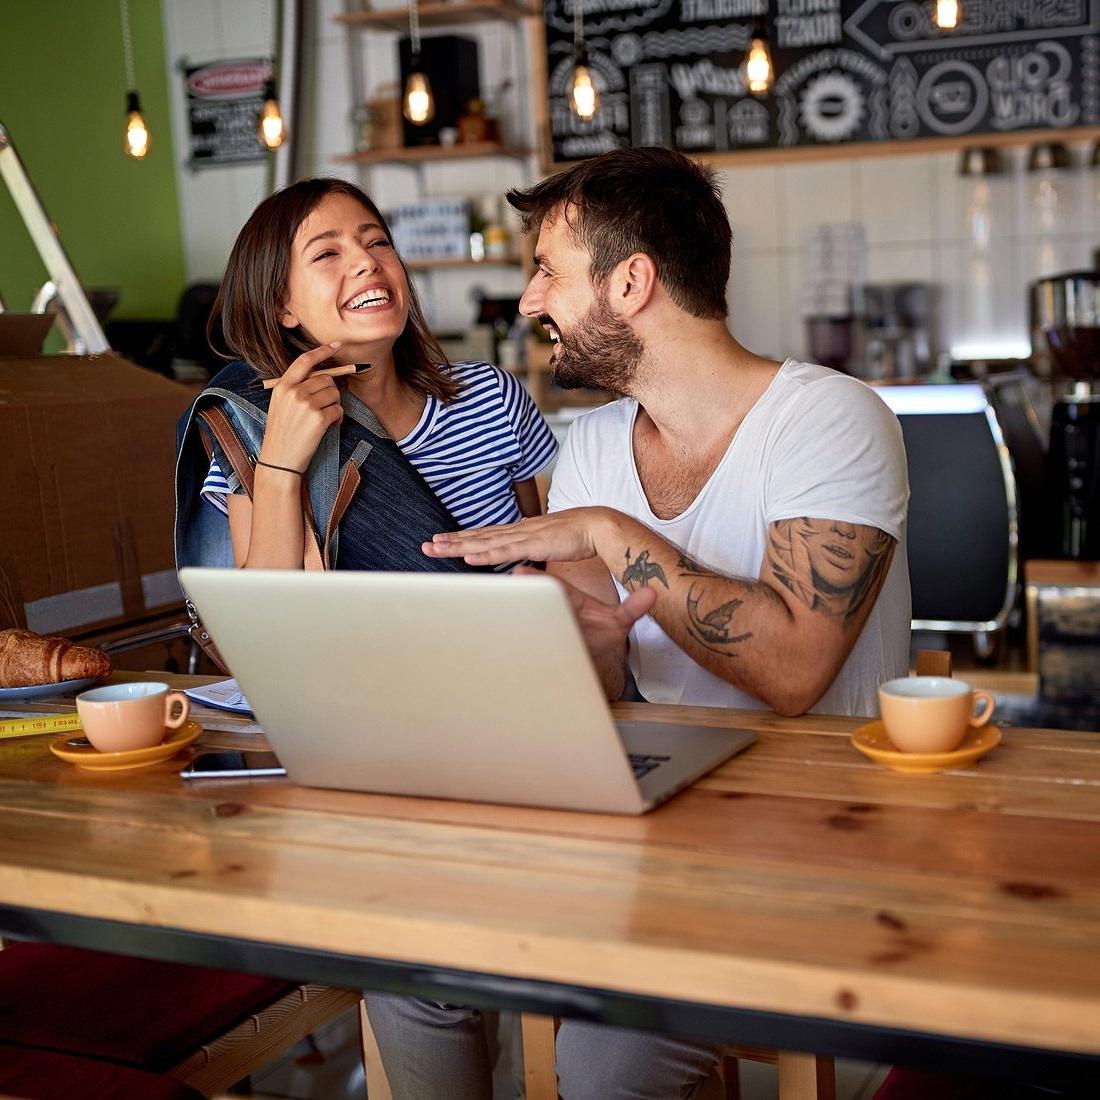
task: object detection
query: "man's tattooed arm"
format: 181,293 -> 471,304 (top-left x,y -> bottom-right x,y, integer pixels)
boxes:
586,511 -> 895,713
766,518 -> 895,628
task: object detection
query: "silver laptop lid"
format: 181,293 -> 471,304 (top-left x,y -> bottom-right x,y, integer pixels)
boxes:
180,569 -> 647,812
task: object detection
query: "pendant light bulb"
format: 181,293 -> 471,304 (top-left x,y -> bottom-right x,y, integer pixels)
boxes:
569,0 -> 599,121
124,91 -> 150,159
745,35 -> 774,96
570,61 -> 600,121
933,0 -> 960,29
403,66 -> 435,125
258,79 -> 286,149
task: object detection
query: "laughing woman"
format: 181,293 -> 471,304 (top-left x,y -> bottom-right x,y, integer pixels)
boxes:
175,178 -> 556,576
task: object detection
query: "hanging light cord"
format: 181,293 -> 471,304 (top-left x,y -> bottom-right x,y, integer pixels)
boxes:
119,0 -> 136,89
573,0 -> 582,57
410,0 -> 422,58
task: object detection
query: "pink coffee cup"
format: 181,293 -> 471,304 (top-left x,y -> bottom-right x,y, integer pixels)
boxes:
76,682 -> 189,754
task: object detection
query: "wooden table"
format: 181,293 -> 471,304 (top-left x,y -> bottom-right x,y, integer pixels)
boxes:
1,673 -> 1098,1087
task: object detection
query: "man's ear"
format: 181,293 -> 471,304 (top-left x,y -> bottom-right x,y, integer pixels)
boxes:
608,253 -> 657,318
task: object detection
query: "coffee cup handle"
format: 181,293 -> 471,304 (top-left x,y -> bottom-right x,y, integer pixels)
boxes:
968,690 -> 995,729
164,692 -> 190,730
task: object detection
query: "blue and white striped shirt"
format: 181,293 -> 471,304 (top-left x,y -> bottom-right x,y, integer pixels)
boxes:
200,361 -> 557,533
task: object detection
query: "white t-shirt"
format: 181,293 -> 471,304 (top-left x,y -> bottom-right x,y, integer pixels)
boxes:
547,359 -> 911,718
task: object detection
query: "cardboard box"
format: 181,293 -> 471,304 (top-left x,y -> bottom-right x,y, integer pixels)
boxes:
0,353 -> 194,635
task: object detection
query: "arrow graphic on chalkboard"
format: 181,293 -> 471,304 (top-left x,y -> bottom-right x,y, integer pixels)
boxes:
844,0 -> 1099,62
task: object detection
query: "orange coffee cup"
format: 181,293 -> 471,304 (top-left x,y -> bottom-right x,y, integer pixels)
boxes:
76,682 -> 189,754
877,676 -> 994,754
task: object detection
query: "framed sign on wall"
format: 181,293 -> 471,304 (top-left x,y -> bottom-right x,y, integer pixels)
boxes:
183,58 -> 273,168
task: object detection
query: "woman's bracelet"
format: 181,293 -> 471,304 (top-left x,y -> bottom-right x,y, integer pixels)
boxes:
256,459 -> 304,477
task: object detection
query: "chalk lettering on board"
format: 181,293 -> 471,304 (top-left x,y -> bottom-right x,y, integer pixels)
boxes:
545,0 -> 675,36
612,32 -> 646,66
889,58 -> 921,138
677,97 -> 717,149
800,71 -> 866,140
631,64 -> 674,145
916,59 -> 990,134
775,0 -> 844,49
670,59 -> 746,100
640,24 -> 751,58
777,14 -> 844,48
728,98 -> 770,146
681,0 -> 764,19
987,41 -> 1078,128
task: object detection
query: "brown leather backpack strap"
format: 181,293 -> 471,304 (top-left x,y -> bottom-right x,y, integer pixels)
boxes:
302,487 -> 324,572
322,462 -> 361,570
197,406 -> 255,498
199,404 -> 326,571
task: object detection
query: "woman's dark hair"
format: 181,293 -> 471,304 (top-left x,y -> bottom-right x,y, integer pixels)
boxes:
506,146 -> 731,321
208,177 -> 458,402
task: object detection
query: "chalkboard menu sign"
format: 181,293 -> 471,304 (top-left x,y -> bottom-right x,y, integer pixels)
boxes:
543,0 -> 1100,161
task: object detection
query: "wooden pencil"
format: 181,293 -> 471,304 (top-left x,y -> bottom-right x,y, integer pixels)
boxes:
261,363 -> 367,389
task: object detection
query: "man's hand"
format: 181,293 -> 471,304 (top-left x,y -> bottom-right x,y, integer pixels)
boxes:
423,508 -> 612,566
516,566 -> 655,661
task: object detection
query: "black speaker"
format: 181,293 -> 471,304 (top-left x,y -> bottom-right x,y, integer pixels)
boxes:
398,35 -> 480,147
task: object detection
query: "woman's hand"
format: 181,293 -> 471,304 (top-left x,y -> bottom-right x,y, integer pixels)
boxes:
259,342 -> 345,474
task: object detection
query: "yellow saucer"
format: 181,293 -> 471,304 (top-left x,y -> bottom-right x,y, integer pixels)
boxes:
851,721 -> 1002,775
50,720 -> 202,771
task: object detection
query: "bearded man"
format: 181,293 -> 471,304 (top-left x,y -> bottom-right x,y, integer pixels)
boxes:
370,146 -> 911,1099
426,145 -> 911,720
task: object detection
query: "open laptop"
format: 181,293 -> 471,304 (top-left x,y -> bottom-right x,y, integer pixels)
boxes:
179,569 -> 756,814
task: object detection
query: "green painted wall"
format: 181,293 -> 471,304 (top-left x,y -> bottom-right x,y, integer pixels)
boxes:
0,0 -> 185,320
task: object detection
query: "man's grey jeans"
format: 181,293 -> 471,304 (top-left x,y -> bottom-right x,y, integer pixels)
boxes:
364,992 -> 720,1099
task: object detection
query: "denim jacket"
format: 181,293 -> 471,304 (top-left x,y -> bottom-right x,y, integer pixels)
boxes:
175,360 -> 482,578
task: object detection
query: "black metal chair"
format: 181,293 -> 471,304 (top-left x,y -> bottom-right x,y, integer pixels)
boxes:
878,383 -> 1020,660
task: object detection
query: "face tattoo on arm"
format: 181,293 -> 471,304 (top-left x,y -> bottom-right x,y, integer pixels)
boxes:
767,518 -> 894,627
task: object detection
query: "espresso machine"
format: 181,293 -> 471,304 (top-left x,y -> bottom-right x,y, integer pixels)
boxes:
1032,270 -> 1100,559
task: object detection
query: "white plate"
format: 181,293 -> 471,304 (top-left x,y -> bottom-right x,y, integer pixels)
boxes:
0,677 -> 100,702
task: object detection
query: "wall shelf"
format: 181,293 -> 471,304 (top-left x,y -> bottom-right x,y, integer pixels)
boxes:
335,1 -> 533,32
335,142 -> 530,166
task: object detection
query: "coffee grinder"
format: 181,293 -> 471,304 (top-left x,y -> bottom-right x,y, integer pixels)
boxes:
1032,271 -> 1100,559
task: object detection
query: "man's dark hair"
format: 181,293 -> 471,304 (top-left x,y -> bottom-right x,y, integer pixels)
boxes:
506,146 -> 731,320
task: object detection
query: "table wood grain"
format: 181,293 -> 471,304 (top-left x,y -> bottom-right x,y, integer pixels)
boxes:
0,674 -> 1097,1058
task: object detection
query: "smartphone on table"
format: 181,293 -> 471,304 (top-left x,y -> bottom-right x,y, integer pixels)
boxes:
180,750 -> 286,780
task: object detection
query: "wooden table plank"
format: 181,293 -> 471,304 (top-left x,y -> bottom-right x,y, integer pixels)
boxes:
0,675 -> 1097,1058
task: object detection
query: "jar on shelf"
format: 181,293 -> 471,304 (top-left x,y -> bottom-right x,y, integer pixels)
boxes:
484,225 -> 512,259
457,98 -> 490,144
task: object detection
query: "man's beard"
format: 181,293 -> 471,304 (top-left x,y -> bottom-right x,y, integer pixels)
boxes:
546,295 -> 644,397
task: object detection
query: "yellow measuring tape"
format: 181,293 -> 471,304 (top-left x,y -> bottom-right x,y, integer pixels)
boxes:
0,713 -> 82,740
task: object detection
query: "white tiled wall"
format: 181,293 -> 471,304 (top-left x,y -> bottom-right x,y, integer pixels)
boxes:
162,1 -> 1099,357
720,141 -> 1098,364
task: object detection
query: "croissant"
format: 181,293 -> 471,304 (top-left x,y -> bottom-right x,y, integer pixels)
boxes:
0,629 -> 112,688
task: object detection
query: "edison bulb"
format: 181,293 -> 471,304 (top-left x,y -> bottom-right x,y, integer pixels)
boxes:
404,70 -> 435,125
745,37 -> 773,96
570,64 -> 599,121
125,110 -> 149,159
259,98 -> 285,149
933,0 -> 960,28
